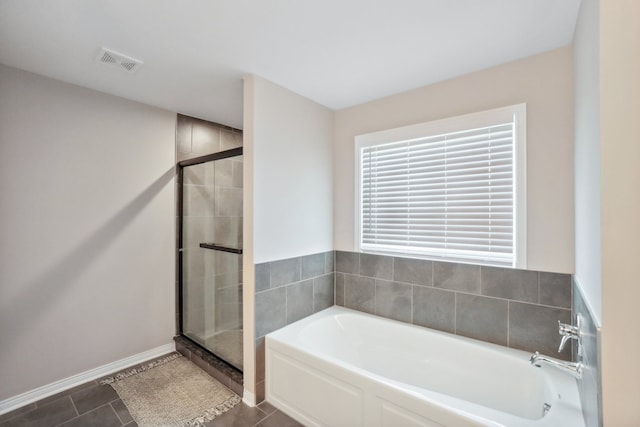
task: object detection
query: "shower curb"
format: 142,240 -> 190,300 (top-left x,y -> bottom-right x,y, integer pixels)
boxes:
174,336 -> 243,396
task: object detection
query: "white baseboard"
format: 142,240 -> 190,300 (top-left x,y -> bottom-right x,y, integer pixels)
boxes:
0,342 -> 175,416
242,389 -> 256,407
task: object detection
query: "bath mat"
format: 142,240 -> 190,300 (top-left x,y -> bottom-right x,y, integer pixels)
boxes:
100,353 -> 241,427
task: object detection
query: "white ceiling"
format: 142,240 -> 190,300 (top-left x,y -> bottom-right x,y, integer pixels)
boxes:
0,0 -> 581,129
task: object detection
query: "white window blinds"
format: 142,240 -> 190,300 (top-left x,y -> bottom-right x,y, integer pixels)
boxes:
357,105 -> 525,266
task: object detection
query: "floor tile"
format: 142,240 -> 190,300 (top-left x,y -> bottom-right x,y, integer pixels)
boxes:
0,403 -> 36,424
110,399 -> 133,424
58,404 -> 121,427
70,384 -> 118,415
205,403 -> 268,427
255,410 -> 303,427
256,402 -> 276,415
0,396 -> 76,427
2,351 -> 247,427
35,381 -> 97,408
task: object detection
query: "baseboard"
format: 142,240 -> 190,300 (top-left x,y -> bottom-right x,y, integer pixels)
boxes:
243,389 -> 256,407
0,343 -> 175,416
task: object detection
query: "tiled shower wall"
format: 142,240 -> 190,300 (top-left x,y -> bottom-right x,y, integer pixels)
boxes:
254,251 -> 335,401
181,161 -> 216,337
176,114 -> 243,162
335,251 -> 573,360
574,280 -> 601,427
177,114 -> 243,337
181,172 -> 243,336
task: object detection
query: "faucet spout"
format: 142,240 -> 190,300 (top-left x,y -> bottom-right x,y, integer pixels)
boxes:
558,319 -> 581,353
529,351 -> 583,379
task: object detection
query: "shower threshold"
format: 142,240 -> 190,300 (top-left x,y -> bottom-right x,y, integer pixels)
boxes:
174,335 -> 243,396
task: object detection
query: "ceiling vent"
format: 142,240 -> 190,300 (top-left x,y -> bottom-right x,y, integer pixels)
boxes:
96,47 -> 143,73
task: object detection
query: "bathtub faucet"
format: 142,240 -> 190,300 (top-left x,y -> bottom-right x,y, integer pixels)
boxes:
558,317 -> 581,353
529,351 -> 583,379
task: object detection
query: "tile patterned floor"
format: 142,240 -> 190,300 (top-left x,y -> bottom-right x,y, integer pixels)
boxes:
0,380 -> 135,427
205,401 -> 303,427
0,356 -> 301,427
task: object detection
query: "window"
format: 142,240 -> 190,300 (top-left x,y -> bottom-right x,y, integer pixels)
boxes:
355,104 -> 526,268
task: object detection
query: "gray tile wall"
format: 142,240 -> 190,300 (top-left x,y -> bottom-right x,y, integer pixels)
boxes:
335,251 -> 573,360
177,114 -> 244,339
212,156 -> 243,334
253,250 -> 576,404
254,251 -> 335,401
176,114 -> 243,163
182,161 -> 216,337
574,280 -> 602,427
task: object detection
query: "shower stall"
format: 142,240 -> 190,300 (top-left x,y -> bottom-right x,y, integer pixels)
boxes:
177,147 -> 243,371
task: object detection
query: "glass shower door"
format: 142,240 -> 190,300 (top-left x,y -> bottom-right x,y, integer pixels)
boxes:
179,149 -> 243,370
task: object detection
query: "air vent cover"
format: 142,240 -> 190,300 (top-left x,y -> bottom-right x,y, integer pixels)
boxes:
96,48 -> 143,73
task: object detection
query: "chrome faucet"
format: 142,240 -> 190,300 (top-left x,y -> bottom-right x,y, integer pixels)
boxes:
529,351 -> 583,378
529,316 -> 584,378
558,317 -> 581,353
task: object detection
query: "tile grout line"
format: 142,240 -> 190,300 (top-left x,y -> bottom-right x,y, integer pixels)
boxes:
48,396 -> 80,427
344,272 -> 349,309
453,292 -> 457,334
338,272 -> 570,310
253,410 -> 277,427
410,281 -> 414,324
391,256 -> 395,283
285,278 -> 289,325
109,401 -> 125,426
507,301 -> 511,347
81,402 -> 120,424
311,276 -> 315,313
373,278 -> 377,316
431,260 -> 434,287
68,395 -> 80,418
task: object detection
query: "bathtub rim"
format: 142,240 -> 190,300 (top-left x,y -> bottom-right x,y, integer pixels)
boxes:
265,305 -> 585,427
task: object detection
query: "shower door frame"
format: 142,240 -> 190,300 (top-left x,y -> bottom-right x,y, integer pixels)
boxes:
176,146 -> 243,370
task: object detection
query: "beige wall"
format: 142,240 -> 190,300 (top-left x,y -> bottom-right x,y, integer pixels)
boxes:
0,65 -> 176,401
251,76 -> 334,263
573,1 -> 640,423
242,76 -> 256,403
600,0 -> 640,424
334,47 -> 574,273
573,0 -> 602,325
242,75 -> 334,403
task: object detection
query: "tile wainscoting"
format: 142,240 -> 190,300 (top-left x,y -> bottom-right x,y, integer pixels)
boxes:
253,250 -> 574,404
254,251 -> 334,402
335,251 -> 573,360
574,280 -> 601,427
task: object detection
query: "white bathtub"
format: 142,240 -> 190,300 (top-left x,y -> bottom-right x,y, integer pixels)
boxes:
265,306 -> 585,427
